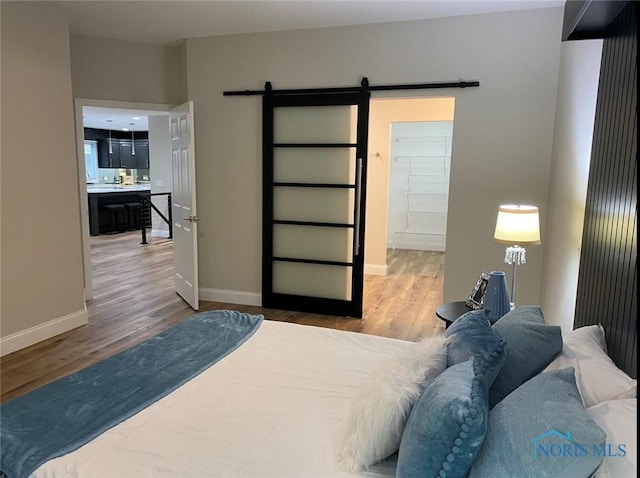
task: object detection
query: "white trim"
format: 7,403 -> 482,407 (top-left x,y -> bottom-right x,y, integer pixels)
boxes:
387,242 -> 446,252
151,229 -> 171,238
0,308 -> 88,357
199,288 -> 262,307
75,99 -> 93,300
365,263 -> 388,276
75,98 -> 177,302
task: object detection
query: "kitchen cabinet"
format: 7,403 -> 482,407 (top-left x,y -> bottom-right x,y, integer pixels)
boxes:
98,138 -> 121,168
134,140 -> 150,169
119,140 -> 135,168
97,138 -> 149,169
87,186 -> 151,235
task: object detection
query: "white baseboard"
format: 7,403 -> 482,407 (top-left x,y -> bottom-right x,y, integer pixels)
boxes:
365,263 -> 388,276
0,308 -> 88,357
151,229 -> 170,238
199,288 -> 262,307
387,242 -> 446,252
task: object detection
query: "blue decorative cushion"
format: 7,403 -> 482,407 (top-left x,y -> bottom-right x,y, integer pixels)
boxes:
490,306 -> 562,408
468,368 -> 606,478
495,305 -> 545,324
397,356 -> 489,478
445,309 -> 506,386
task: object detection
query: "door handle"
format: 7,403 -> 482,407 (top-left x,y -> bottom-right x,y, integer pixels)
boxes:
354,157 -> 363,256
182,215 -> 203,223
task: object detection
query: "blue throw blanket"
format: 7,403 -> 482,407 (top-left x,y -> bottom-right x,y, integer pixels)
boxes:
0,309 -> 263,478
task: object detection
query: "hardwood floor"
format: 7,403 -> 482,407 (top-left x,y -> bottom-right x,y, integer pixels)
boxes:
0,232 -> 444,402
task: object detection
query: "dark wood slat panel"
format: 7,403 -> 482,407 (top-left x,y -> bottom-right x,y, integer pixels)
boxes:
574,2 -> 637,378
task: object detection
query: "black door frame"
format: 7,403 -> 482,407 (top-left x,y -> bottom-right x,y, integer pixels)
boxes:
262,90 -> 370,318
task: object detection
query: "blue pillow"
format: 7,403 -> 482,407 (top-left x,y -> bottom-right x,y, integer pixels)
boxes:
495,305 -> 545,323
489,306 -> 562,408
445,309 -> 506,386
468,368 -> 606,478
397,356 -> 489,478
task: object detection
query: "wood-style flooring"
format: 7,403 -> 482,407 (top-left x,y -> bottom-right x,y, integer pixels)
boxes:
1,232 -> 444,402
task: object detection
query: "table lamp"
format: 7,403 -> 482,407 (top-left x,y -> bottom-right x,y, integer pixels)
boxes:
493,204 -> 540,307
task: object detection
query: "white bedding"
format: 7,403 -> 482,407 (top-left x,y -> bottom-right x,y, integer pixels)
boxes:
31,320 -> 637,478
33,320 -> 410,478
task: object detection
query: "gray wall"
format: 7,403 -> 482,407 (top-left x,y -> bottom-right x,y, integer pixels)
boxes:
70,35 -> 186,105
149,115 -> 172,237
2,3 -> 593,352
185,8 -> 564,305
541,39 -> 603,334
1,2 -> 86,345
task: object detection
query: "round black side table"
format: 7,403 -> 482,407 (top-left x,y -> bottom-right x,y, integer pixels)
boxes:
436,301 -> 473,329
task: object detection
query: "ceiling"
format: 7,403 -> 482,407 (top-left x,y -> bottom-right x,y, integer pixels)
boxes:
82,107 -> 168,132
75,0 -> 564,132
58,0 -> 564,47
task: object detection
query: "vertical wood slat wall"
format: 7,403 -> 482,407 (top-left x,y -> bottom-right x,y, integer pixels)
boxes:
574,2 -> 637,379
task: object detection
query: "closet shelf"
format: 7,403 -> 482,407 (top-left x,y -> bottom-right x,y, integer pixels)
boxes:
394,155 -> 450,160
399,230 -> 446,236
392,136 -> 452,143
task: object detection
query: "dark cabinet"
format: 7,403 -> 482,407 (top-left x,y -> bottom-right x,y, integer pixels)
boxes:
94,131 -> 150,170
134,140 -> 150,169
119,140 -> 135,168
98,139 -> 121,168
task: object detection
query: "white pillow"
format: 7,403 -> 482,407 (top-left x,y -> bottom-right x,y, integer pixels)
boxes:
544,325 -> 636,407
588,399 -> 637,478
338,334 -> 446,472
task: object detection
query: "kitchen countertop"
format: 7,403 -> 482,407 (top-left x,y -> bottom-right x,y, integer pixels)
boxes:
87,184 -> 151,193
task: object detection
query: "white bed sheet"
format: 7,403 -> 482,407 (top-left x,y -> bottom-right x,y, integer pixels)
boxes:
33,320 -> 411,478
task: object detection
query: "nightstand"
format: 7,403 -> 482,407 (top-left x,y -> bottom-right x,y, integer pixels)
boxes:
436,301 -> 473,329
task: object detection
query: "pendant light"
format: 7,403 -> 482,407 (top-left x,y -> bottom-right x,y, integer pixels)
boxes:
130,123 -> 136,155
106,119 -> 113,154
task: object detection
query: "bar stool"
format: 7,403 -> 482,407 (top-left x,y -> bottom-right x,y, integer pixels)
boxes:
124,202 -> 142,230
101,204 -> 127,234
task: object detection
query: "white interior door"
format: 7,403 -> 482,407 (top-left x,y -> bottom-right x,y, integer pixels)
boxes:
170,101 -> 199,310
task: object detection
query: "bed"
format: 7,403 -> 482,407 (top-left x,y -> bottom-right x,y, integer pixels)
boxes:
0,305 -> 636,478
1,3 -> 636,472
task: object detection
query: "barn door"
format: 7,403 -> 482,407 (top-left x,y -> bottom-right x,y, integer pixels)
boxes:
262,91 -> 370,317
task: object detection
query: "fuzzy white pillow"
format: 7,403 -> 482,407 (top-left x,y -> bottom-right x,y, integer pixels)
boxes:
338,334 -> 447,473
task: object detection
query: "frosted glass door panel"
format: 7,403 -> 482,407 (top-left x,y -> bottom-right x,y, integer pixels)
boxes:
274,188 -> 354,223
273,262 -> 352,300
274,148 -> 355,184
274,106 -> 357,143
274,225 -> 353,262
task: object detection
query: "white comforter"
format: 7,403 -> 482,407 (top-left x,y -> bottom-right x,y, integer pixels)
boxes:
33,320 -> 410,478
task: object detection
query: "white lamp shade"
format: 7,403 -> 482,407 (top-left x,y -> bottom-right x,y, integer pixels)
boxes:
494,205 -> 541,245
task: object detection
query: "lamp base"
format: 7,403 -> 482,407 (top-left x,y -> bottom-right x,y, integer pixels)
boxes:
504,245 -> 526,306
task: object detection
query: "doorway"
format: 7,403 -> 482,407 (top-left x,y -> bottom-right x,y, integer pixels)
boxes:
364,96 -> 455,273
74,99 -> 174,301
387,120 -> 453,252
363,97 -> 455,327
